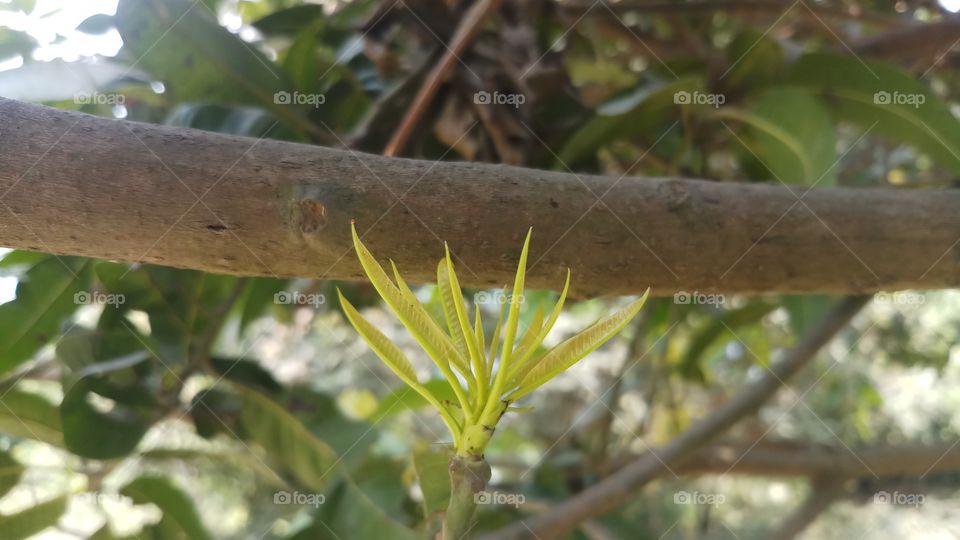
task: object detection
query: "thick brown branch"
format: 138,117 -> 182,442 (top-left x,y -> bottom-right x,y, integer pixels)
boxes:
480,295 -> 868,540
1,99 -> 959,297
684,440 -> 960,478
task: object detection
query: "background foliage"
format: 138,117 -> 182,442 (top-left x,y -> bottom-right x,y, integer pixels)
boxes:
0,0 -> 959,538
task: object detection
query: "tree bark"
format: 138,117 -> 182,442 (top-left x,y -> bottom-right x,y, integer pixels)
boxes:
684,440 -> 960,478
2,98 -> 959,297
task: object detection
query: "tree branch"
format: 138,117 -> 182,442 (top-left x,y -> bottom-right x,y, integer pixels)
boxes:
479,295 -> 868,540
383,0 -> 503,157
766,476 -> 846,540
2,98 -> 959,297
684,439 -> 960,478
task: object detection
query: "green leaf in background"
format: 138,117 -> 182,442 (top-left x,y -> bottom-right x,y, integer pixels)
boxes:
782,294 -> 833,338
121,476 -> 213,540
370,378 -> 457,422
0,449 -> 23,498
0,29 -> 36,61
115,0 -> 321,139
723,29 -> 785,89
60,376 -> 153,459
282,22 -> 325,94
95,263 -> 237,365
164,104 -> 295,140
413,445 -> 452,516
76,14 -> 116,35
557,77 -> 700,168
715,87 -> 837,185
252,4 -> 326,36
237,277 -> 289,331
57,329 -> 157,459
0,255 -> 87,375
294,481 -> 420,540
190,387 -> 241,439
115,0 -> 286,104
238,386 -> 341,491
679,301 -> 778,382
283,388 -> 378,469
0,496 -> 66,540
0,388 -> 63,446
239,387 -> 418,540
789,52 -> 960,173
210,356 -> 281,392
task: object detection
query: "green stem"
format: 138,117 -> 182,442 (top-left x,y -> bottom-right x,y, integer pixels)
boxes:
442,455 -> 490,540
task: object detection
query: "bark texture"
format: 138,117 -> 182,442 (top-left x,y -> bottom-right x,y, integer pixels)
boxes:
2,98 -> 959,297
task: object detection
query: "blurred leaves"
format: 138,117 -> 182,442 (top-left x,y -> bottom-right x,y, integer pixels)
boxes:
413,446 -> 452,516
0,255 -> 87,375
717,87 -> 837,185
557,77 -> 699,168
237,386 -> 342,490
0,450 -> 22,498
76,14 -> 116,35
115,0 -> 287,105
0,388 -> 63,446
122,477 -> 213,540
0,496 -> 66,540
789,53 -> 960,173
0,28 -> 34,60
0,1 -> 959,538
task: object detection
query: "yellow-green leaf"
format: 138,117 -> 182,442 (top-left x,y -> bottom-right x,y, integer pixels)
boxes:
513,290 -> 649,398
338,291 -> 419,385
395,261 -> 470,378
338,291 -> 460,437
351,223 -> 473,422
443,245 -> 486,387
473,305 -> 485,364
436,259 -> 471,365
499,229 -> 532,370
508,270 -> 570,379
351,224 -> 464,373
510,306 -> 544,369
486,295 -> 507,378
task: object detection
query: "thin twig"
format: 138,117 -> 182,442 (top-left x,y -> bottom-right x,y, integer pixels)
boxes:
383,0 -> 504,156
